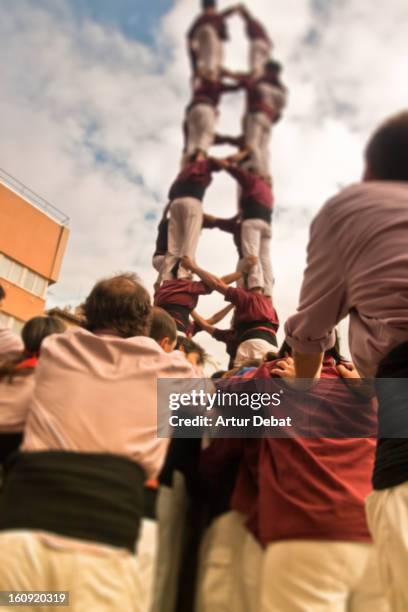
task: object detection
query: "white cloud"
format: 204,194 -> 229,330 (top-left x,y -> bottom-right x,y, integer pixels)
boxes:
0,0 -> 406,367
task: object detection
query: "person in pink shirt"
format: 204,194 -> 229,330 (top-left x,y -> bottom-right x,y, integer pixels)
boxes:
0,273 -> 194,611
284,110 -> 408,610
0,283 -> 23,360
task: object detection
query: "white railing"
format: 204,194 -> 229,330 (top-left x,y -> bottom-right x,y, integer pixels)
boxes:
0,168 -> 69,226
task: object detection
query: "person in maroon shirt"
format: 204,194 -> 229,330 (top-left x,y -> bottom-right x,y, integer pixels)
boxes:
161,153 -> 220,283
213,156 -> 275,297
228,348 -> 387,611
239,60 -> 288,175
154,264 -> 252,337
237,5 -> 273,76
182,256 -> 279,365
187,0 -> 240,77
184,72 -> 243,160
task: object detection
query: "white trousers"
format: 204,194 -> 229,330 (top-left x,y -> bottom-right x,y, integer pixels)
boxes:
366,481 -> 408,612
0,531 -> 143,612
244,112 -> 272,176
191,25 -> 223,77
234,338 -> 275,367
185,104 -> 216,156
195,511 -> 250,612
241,218 -> 273,295
149,474 -> 189,612
250,39 -> 272,77
258,540 -> 389,612
162,197 -> 203,281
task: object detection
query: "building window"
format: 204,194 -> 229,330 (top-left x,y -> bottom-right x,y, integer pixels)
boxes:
0,312 -> 24,334
0,253 -> 48,298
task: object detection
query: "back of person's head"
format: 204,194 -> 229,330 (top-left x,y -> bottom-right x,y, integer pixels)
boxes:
84,273 -> 151,338
0,315 -> 66,382
202,0 -> 216,10
365,111 -> 408,182
22,316 -> 66,356
0,283 -> 5,304
211,370 -> 227,379
150,307 -> 178,353
376,342 -> 408,378
176,336 -> 208,366
265,59 -> 282,75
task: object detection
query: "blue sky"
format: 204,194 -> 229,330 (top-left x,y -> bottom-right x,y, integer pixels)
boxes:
69,0 -> 174,44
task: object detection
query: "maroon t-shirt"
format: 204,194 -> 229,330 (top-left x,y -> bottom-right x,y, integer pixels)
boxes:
245,18 -> 270,43
225,287 -> 279,331
187,13 -> 229,42
226,166 -> 273,222
168,159 -> 217,201
231,362 -> 376,545
190,77 -> 242,110
155,280 -> 212,311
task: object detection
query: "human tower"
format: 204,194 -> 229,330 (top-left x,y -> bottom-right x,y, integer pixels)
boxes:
153,0 -> 288,367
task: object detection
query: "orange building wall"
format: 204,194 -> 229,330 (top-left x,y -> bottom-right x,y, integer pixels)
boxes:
0,183 -> 69,282
0,281 -> 44,321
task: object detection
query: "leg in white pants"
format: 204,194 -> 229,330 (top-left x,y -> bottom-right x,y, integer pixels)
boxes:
260,540 -> 389,612
186,104 -> 217,156
195,511 -> 247,612
250,39 -> 272,77
259,222 -> 273,296
0,531 -> 143,612
194,25 -> 223,77
162,198 -> 203,281
366,482 -> 408,612
241,218 -> 272,291
244,113 -> 272,176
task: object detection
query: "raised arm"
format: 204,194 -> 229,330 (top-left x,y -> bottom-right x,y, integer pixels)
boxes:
207,303 -> 234,325
181,256 -> 257,295
191,310 -> 216,336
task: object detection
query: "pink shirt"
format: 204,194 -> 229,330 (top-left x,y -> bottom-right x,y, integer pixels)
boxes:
21,328 -> 194,478
0,327 -> 23,359
0,374 -> 35,433
285,181 -> 408,377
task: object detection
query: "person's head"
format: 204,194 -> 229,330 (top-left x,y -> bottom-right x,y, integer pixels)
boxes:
265,59 -> 282,76
149,307 -> 178,353
176,336 -> 207,366
0,283 -> 5,306
202,0 -> 216,12
0,315 -> 66,381
211,370 -> 227,379
22,316 -> 66,356
364,111 -> 408,182
84,273 -> 151,338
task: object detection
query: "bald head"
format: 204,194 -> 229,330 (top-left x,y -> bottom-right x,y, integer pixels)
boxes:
365,111 -> 408,182
84,273 -> 152,338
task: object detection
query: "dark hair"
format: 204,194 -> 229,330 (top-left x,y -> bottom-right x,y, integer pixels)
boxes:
0,315 -> 66,381
22,316 -> 66,355
278,334 -> 346,365
211,370 -> 227,379
150,307 -> 177,344
366,111 -> 408,182
265,59 -> 282,74
84,274 -> 151,338
176,336 -> 207,365
376,342 -> 408,378
0,283 -> 5,302
202,0 -> 216,9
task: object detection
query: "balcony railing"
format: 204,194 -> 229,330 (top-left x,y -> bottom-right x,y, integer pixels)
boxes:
0,168 -> 69,226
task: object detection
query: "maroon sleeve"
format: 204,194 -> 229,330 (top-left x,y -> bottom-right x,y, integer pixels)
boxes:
190,281 -> 213,296
213,328 -> 234,344
226,166 -> 256,191
225,286 -> 250,308
212,216 -> 238,234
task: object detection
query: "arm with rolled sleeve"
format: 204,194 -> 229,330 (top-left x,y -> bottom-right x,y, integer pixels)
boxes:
285,205 -> 349,375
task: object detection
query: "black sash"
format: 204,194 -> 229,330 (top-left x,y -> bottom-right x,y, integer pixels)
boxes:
0,451 -> 146,553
